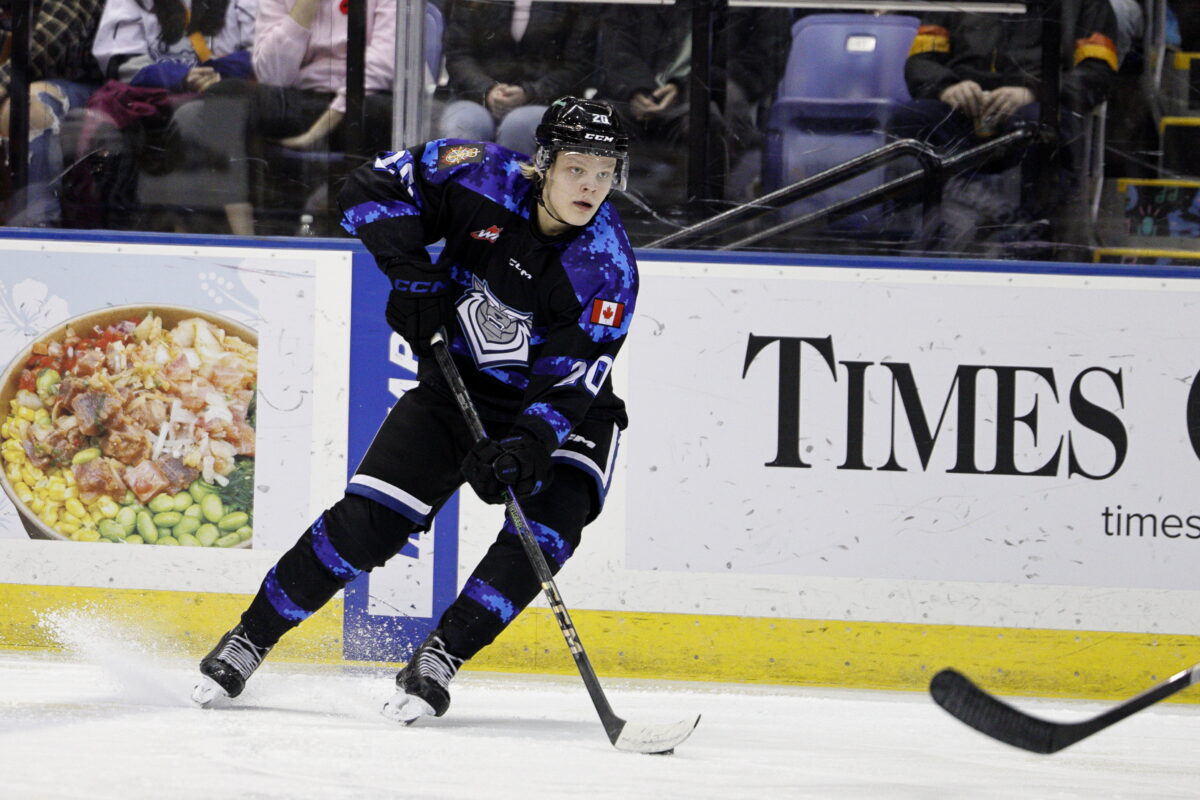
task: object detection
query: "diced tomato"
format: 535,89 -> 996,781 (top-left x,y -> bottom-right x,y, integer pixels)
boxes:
18,369 -> 36,392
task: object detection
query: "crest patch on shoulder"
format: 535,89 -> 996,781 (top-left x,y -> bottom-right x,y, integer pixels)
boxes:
438,144 -> 484,169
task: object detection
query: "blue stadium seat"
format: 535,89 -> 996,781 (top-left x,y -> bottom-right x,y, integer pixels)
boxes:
762,14 -> 919,232
426,1 -> 444,81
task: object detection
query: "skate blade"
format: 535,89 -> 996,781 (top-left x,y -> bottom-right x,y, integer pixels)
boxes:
380,691 -> 435,725
191,676 -> 228,708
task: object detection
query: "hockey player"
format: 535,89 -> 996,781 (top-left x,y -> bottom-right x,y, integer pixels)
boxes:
193,96 -> 638,724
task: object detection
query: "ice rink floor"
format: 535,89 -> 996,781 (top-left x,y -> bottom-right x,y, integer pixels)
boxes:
3,620 -> 1200,799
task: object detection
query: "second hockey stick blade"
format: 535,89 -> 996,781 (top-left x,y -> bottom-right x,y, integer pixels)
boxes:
930,666 -> 1199,754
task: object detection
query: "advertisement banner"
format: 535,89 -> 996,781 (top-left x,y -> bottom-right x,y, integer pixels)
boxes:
342,250 -> 460,662
626,261 -> 1200,591
0,239 -> 328,555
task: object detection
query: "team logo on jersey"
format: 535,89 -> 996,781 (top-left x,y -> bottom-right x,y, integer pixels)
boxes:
470,225 -> 502,243
456,276 -> 534,367
438,144 -> 483,168
589,298 -> 625,328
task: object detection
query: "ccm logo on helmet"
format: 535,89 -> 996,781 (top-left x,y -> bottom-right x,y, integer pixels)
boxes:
584,133 -> 615,142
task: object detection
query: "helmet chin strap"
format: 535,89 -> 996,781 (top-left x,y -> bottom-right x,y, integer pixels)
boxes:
537,188 -> 572,229
535,170 -> 577,231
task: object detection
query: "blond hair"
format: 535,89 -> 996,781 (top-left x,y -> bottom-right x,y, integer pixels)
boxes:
519,161 -> 544,184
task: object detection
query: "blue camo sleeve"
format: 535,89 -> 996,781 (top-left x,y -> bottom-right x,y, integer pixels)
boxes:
513,203 -> 638,450
338,145 -> 444,278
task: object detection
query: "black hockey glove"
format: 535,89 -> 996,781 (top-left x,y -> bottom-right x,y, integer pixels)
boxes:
461,433 -> 554,504
385,267 -> 454,358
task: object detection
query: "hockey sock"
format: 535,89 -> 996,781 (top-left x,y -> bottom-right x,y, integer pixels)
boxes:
438,468 -> 591,660
240,493 -> 420,646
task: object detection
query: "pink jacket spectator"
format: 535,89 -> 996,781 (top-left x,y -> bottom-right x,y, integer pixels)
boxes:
253,0 -> 396,114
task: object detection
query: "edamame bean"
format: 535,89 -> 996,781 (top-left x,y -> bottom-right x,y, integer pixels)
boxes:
172,491 -> 194,512
36,368 -> 60,397
152,511 -> 182,527
235,525 -> 253,542
115,505 -> 137,533
218,511 -> 249,532
124,534 -> 144,545
148,494 -> 176,513
136,510 -> 156,541
156,536 -> 179,546
183,505 -> 203,520
215,532 -> 241,548
174,516 -> 201,537
178,532 -> 200,547
200,493 -> 224,523
71,447 -> 101,466
98,520 -> 125,540
195,523 -> 220,547
188,480 -> 216,504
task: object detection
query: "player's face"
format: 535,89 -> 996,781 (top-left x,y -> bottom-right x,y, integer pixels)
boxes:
538,152 -> 617,235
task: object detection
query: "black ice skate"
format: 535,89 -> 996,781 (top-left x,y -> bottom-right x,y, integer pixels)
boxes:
381,629 -> 465,724
191,624 -> 272,707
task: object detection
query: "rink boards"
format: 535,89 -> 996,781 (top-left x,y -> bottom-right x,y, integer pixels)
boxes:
1,231 -> 1198,702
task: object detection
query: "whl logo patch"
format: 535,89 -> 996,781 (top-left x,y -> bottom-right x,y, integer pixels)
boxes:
590,298 -> 625,328
470,225 -> 502,243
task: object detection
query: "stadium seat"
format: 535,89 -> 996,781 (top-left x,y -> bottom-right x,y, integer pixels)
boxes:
762,13 -> 919,232
425,1 -> 445,82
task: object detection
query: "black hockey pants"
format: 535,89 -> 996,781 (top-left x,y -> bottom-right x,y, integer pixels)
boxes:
238,385 -> 597,662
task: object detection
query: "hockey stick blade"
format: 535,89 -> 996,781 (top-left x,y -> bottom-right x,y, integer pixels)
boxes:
613,715 -> 702,754
930,666 -> 1199,754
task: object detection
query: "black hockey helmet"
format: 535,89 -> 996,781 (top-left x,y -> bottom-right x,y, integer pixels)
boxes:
533,96 -> 630,191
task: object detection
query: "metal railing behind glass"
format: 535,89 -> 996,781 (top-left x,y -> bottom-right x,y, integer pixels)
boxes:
646,124 -> 1040,250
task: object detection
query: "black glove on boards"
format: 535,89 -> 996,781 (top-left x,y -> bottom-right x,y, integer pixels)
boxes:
461,433 -> 554,504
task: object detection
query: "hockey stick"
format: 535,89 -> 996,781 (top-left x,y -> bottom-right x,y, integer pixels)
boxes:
930,665 -> 1200,754
430,329 -> 699,754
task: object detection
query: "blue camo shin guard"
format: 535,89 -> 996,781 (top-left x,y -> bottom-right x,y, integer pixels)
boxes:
438,468 -> 590,660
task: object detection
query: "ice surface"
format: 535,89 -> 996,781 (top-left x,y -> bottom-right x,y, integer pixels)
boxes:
2,618 -> 1199,799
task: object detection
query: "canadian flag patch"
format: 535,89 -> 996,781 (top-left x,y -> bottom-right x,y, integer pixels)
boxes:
590,298 -> 625,327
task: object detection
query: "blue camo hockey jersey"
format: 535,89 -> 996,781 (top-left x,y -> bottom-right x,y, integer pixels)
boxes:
339,139 -> 639,453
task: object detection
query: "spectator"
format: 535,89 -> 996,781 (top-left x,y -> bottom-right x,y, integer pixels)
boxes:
901,1 -> 1118,250
83,0 -> 256,228
439,0 -> 597,155
0,0 -> 104,227
168,0 -> 397,235
93,0 -> 255,90
905,2 -> 1117,143
1107,0 -> 1143,67
597,2 -> 790,204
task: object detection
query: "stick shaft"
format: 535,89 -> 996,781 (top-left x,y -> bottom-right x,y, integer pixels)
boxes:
430,330 -> 624,741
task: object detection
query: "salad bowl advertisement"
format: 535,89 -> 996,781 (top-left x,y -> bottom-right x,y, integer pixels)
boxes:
1,306 -> 257,547
0,240 -> 342,555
